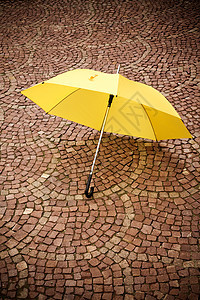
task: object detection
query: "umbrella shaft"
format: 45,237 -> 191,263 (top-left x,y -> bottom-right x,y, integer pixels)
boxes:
117,64 -> 120,74
90,105 -> 110,175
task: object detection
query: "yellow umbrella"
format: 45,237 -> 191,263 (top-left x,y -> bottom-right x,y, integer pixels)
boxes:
21,67 -> 192,197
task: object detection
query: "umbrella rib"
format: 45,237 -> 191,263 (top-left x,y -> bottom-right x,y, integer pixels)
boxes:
47,87 -> 81,114
141,104 -> 157,141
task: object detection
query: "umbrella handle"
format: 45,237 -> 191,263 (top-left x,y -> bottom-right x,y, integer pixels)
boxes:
85,173 -> 94,198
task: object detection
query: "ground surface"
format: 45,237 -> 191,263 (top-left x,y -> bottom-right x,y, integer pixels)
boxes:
0,0 -> 200,299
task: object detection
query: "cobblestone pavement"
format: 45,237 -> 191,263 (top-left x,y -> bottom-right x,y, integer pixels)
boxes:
0,0 -> 200,299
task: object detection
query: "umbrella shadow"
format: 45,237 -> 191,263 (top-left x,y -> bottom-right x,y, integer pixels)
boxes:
93,135 -> 185,192
58,133 -> 187,196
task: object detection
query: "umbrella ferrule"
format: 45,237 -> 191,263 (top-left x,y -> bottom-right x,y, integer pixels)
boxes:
108,94 -> 114,107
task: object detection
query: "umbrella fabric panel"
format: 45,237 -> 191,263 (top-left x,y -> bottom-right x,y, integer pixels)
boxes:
21,69 -> 192,142
46,69 -> 119,96
21,83 -> 78,113
117,75 -> 180,118
144,107 -> 192,140
49,89 -> 110,132
104,96 -> 157,140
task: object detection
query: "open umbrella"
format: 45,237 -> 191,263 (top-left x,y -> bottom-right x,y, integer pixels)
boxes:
21,67 -> 192,197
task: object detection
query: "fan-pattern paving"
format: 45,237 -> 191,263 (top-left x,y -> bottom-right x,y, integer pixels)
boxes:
0,0 -> 200,299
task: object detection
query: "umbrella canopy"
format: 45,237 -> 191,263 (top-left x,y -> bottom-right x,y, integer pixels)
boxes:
21,68 -> 192,197
21,69 -> 192,141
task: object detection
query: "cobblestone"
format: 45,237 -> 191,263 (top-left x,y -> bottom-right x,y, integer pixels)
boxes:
0,0 -> 200,299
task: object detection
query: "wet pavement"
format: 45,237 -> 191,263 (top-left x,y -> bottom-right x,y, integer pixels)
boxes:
0,0 -> 200,299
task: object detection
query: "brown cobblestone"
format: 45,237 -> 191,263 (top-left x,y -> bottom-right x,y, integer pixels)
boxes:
0,0 -> 199,298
